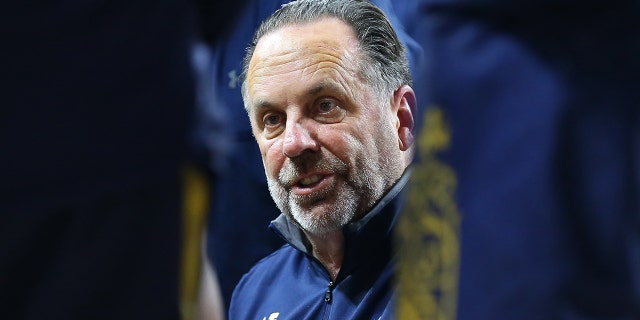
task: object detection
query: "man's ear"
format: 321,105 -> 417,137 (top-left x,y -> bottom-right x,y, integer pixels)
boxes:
392,85 -> 416,151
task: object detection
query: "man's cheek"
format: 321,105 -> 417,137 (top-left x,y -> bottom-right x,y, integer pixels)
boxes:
263,157 -> 282,181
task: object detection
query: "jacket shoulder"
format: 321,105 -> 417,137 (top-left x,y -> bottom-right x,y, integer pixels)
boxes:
229,243 -> 298,300
228,244 -> 323,318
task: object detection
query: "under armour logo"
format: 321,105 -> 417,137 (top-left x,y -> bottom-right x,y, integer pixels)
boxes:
262,312 -> 280,320
228,69 -> 240,89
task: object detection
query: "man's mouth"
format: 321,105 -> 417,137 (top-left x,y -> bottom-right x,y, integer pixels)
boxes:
291,173 -> 334,196
299,174 -> 322,187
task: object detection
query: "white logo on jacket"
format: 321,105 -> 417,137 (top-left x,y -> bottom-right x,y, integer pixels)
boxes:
262,312 -> 279,320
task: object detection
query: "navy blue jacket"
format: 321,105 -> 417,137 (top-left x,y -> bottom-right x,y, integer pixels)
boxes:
229,172 -> 409,320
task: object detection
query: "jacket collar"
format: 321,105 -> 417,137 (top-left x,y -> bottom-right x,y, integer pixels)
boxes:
269,169 -> 411,269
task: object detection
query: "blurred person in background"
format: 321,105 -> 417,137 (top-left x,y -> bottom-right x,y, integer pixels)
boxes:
1,1 -> 246,319
394,0 -> 640,319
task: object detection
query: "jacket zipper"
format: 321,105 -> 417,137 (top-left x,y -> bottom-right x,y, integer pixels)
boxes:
324,281 -> 335,304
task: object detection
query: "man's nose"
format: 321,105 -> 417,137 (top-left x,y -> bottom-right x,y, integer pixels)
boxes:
282,121 -> 319,158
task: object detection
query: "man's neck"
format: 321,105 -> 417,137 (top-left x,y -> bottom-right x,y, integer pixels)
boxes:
305,230 -> 344,281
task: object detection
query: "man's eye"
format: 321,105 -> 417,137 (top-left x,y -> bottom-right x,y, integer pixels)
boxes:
262,113 -> 283,127
318,100 -> 337,114
314,99 -> 346,123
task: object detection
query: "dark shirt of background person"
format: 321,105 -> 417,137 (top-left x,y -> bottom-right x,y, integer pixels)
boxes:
394,0 -> 640,318
0,1 -> 247,319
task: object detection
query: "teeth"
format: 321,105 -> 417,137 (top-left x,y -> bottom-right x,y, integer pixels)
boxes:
300,175 -> 321,186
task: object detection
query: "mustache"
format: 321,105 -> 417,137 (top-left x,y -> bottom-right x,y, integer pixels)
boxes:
278,152 -> 349,187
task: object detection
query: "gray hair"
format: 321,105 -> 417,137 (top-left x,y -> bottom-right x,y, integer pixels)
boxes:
241,0 -> 412,111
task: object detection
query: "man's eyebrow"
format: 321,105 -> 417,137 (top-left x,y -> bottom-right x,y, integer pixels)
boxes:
251,82 -> 341,111
253,99 -> 277,111
306,81 -> 340,96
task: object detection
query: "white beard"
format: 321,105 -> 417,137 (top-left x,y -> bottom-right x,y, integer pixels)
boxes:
266,149 -> 395,237
267,173 -> 358,236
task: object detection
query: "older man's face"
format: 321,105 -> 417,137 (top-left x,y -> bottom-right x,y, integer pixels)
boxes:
246,18 -> 405,236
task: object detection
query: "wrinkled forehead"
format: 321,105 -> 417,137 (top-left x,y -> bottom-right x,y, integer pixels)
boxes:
247,17 -> 361,81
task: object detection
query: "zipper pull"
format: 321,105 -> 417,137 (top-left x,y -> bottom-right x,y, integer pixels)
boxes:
325,281 -> 334,303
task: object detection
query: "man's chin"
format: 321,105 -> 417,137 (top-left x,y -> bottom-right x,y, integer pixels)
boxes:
289,206 -> 352,235
296,219 -> 344,238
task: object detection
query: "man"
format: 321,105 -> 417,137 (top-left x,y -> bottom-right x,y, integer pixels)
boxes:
200,0 -> 424,313
228,0 -> 416,318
